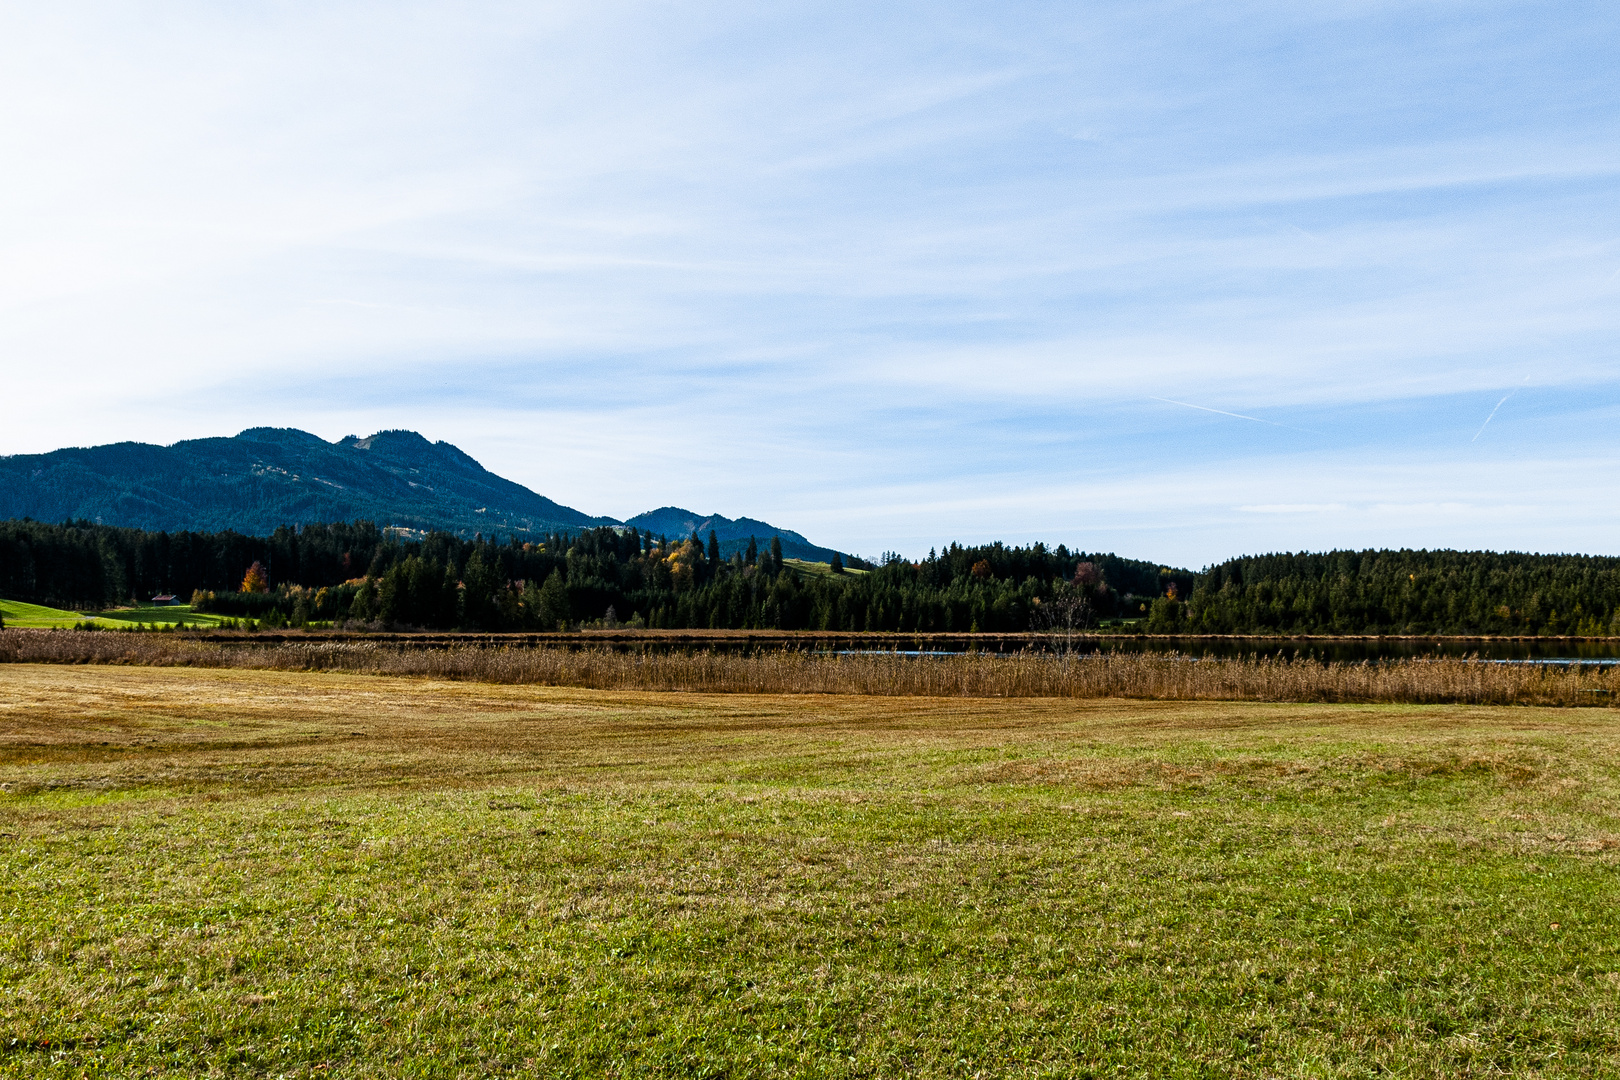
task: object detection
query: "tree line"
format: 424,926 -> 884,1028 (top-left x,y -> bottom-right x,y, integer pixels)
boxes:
0,518 -> 1180,631
0,519 -> 391,609
1179,549 -> 1620,636
5,518 -> 1617,634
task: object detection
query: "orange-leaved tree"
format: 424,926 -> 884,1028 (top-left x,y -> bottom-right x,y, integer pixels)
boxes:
241,561 -> 270,594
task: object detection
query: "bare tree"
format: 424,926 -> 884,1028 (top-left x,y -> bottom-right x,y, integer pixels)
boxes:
1034,585 -> 1094,655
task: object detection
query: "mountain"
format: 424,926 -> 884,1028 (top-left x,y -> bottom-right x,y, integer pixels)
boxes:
0,428 -> 847,559
624,507 -> 842,563
0,428 -> 610,537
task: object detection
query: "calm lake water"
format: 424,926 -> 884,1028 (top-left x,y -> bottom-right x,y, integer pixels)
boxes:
1089,637 -> 1620,663
839,638 -> 1620,664
219,629 -> 1620,665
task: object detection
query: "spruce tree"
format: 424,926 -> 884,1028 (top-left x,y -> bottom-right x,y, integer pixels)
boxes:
537,569 -> 570,631
708,530 -> 721,566
461,550 -> 499,629
441,563 -> 462,628
770,536 -> 784,574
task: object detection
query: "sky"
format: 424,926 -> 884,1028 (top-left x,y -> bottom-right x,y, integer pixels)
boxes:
2,1 -> 1618,567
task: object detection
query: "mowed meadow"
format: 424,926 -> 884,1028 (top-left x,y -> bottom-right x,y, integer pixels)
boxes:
2,665 -> 1619,1078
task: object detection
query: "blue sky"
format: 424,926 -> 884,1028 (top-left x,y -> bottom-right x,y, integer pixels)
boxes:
3,1 -> 1617,566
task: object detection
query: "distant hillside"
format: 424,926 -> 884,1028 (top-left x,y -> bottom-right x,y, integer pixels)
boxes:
624,507 -> 842,563
0,427 -> 848,559
0,428 -> 610,537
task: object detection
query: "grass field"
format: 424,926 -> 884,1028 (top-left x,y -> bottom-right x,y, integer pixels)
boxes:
2,665 -> 1618,1077
782,558 -> 869,579
0,599 -> 88,628
0,600 -> 228,629
83,603 -> 229,628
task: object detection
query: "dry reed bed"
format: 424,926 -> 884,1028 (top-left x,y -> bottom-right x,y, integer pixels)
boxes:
3,629 -> 1617,705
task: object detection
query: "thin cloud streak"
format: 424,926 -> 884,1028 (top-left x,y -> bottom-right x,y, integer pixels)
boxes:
1149,397 -> 1316,434
1472,378 -> 1531,443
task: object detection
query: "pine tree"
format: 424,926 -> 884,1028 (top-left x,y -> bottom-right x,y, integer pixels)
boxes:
537,569 -> 570,631
708,530 -> 721,565
461,550 -> 501,629
770,536 -> 784,574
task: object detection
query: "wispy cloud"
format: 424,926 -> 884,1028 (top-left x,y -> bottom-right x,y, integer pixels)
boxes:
1,1 -> 1618,562
1239,504 -> 1347,515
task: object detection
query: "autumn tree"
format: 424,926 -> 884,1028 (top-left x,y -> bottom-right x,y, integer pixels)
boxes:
241,561 -> 269,593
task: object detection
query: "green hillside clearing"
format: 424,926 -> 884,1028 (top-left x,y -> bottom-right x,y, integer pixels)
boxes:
0,599 -> 228,628
0,599 -> 87,628
782,557 -> 869,579
87,604 -> 228,628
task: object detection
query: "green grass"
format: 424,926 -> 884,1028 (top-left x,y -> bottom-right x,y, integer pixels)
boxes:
0,599 -> 88,628
0,599 -> 229,629
783,557 -> 869,579
83,603 -> 228,628
1,666 -> 1618,1077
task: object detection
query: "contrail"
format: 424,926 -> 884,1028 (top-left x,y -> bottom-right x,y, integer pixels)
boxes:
1149,396 -> 1313,433
1471,377 -> 1529,443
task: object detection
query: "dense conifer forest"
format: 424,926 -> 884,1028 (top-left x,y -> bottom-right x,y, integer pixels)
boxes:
0,519 -> 1177,632
1187,550 -> 1620,636
3,518 -> 1618,634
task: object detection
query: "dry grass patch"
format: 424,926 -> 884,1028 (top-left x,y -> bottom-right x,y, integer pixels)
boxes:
8,628 -> 1620,705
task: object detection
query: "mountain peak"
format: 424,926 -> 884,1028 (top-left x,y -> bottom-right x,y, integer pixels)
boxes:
0,428 -> 849,561
622,506 -> 833,561
233,427 -> 328,446
1,429 -> 606,537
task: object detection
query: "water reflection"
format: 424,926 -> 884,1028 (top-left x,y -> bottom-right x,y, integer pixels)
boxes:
1098,637 -> 1620,663
836,638 -> 1620,664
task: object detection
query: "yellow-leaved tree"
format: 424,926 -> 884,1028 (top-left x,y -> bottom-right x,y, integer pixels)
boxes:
240,561 -> 270,594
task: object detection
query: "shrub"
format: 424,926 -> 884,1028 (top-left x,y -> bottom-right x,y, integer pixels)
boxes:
193,591 -> 284,618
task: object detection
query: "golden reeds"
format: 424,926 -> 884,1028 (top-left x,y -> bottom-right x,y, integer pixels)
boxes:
1,629 -> 1615,705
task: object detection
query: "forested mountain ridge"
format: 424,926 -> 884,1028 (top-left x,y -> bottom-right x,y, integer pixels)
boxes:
0,428 -> 608,537
0,428 -> 838,559
623,507 -> 837,562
